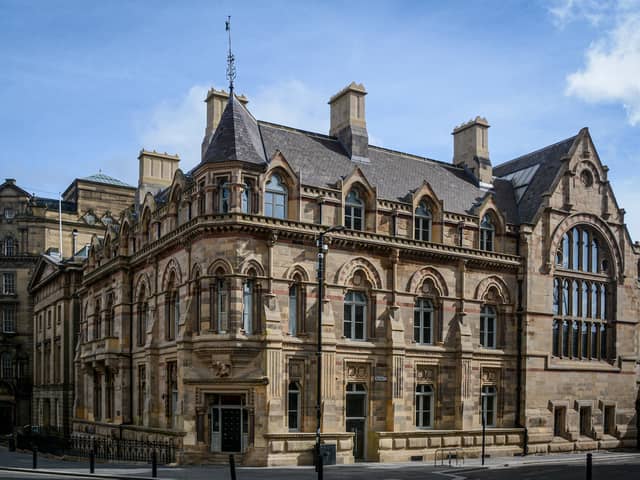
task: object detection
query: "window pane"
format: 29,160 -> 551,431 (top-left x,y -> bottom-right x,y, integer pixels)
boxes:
572,321 -> 579,358
552,320 -> 559,356
344,304 -> 352,338
562,320 -> 569,356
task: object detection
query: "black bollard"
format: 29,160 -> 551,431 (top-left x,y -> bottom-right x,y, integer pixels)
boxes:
586,453 -> 592,480
318,448 -> 323,480
151,449 -> 157,478
229,454 -> 237,480
89,448 -> 95,474
32,446 -> 37,469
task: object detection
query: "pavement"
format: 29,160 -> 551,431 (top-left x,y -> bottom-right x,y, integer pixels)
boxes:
1,445 -> 640,480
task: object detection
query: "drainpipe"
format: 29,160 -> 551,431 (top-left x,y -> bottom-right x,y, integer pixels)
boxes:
128,270 -> 134,425
515,227 -> 526,454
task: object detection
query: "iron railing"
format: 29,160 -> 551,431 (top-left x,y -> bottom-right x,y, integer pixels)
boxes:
70,434 -> 177,464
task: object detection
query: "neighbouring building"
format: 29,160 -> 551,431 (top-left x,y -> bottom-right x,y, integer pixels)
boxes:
28,253 -> 84,436
72,83 -> 640,465
0,174 -> 135,433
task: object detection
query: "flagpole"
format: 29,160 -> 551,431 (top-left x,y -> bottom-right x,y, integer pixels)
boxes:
59,192 -> 63,258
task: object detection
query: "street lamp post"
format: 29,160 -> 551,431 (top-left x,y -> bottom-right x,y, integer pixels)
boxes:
315,225 -> 343,479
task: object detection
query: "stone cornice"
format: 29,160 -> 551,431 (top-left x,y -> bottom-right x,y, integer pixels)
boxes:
84,213 -> 522,281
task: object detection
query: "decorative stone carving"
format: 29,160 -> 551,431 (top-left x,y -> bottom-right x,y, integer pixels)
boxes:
346,362 -> 369,380
289,359 -> 304,380
211,354 -> 232,377
481,367 -> 500,385
416,365 -> 437,383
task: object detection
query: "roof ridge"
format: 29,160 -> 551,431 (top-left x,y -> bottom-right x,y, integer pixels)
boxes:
258,120 -> 464,171
495,134 -> 578,172
258,120 -> 337,142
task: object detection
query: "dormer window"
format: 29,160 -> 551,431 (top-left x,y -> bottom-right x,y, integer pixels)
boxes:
415,201 -> 432,241
264,174 -> 287,219
480,214 -> 495,251
345,189 -> 364,231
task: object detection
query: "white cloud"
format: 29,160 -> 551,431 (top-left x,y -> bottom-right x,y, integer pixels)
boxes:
139,85 -> 208,169
548,0 -> 616,28
563,4 -> 640,125
138,80 -> 384,171
250,80 -> 328,134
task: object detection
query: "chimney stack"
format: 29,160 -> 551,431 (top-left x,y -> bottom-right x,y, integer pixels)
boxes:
202,88 -> 248,159
137,150 -> 180,205
452,117 -> 492,185
329,82 -> 368,161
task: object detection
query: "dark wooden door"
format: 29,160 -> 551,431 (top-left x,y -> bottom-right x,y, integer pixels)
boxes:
221,408 -> 242,452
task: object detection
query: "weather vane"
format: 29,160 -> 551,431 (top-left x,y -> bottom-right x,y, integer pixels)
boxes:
225,16 -> 236,93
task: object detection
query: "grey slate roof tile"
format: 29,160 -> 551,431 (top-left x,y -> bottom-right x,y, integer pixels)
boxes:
197,100 -> 578,226
202,95 -> 266,165
494,136 -> 577,223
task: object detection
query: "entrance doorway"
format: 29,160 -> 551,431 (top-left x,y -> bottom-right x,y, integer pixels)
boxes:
210,394 -> 248,453
345,383 -> 367,460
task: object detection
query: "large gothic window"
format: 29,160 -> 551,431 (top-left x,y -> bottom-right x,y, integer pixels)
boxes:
264,174 -> 287,219
480,214 -> 495,251
414,201 -> 432,241
137,286 -> 149,346
553,225 -> 613,360
414,298 -> 434,344
415,384 -> 434,428
344,291 -> 367,340
345,189 -> 364,231
210,268 -> 229,333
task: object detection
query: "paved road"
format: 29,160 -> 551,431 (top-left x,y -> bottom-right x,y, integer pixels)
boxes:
2,447 -> 640,480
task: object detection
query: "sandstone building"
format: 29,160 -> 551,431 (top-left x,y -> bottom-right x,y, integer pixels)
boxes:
72,83 -> 640,465
0,175 -> 135,433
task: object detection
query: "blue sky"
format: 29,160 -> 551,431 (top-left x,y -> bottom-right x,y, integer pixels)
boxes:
2,0 -> 640,238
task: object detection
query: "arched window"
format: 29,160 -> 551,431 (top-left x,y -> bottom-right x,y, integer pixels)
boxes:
481,385 -> 497,427
141,212 -> 151,245
264,174 -> 287,219
193,274 -> 202,334
414,201 -> 432,241
414,298 -> 434,345
1,352 -> 13,378
345,189 -> 364,231
289,277 -> 305,336
165,274 -> 179,340
288,381 -> 301,432
415,384 -> 434,428
344,291 -> 367,340
94,298 -> 102,340
137,285 -> 148,347
105,293 -> 114,337
480,214 -> 495,251
552,225 -> 613,361
3,237 -> 15,256
480,305 -> 497,348
210,268 -> 229,333
242,270 -> 261,335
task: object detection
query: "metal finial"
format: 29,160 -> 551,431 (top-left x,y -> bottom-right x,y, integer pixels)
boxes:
225,16 -> 236,94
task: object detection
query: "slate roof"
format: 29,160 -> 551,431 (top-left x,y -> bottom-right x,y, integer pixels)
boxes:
259,122 -> 520,223
81,172 -> 134,188
197,95 -> 579,226
202,95 -> 266,165
494,135 -> 577,223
